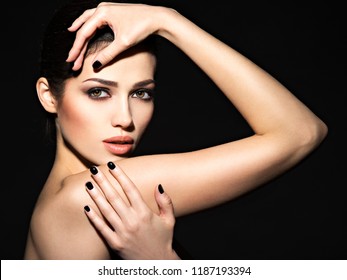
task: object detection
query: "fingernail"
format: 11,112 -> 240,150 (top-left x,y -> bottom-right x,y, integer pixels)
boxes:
158,184 -> 164,194
107,161 -> 116,170
86,181 -> 94,190
90,166 -> 98,175
84,205 -> 90,212
92,60 -> 102,69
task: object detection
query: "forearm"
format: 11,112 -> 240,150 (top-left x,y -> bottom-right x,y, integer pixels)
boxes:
157,8 -> 327,146
64,2 -> 328,219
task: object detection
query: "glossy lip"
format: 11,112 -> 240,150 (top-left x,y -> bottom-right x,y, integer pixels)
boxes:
103,135 -> 134,156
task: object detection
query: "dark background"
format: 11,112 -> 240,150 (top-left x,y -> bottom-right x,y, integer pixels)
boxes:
3,1 -> 346,260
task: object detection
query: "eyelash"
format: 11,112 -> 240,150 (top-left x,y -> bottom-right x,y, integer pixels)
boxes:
86,88 -> 154,101
132,89 -> 154,101
87,88 -> 110,99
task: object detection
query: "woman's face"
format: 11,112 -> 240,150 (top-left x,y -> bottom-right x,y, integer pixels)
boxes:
56,48 -> 156,165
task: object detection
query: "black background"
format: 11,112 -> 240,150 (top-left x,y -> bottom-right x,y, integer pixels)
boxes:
2,1 -> 346,260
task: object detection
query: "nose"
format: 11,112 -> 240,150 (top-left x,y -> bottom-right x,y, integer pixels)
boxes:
111,97 -> 134,129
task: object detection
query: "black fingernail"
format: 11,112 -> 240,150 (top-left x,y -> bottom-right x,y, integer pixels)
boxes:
158,184 -> 164,194
90,166 -> 98,175
86,181 -> 94,190
92,60 -> 102,69
107,161 -> 116,170
84,205 -> 90,212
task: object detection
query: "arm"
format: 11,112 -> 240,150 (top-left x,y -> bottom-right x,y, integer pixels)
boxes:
27,2 -> 327,260
66,3 -> 327,216
25,163 -> 180,260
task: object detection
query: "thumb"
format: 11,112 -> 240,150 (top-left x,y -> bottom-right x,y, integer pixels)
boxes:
92,42 -> 129,70
155,184 -> 175,225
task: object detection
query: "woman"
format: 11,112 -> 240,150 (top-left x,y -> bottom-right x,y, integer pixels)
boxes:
24,0 -> 328,260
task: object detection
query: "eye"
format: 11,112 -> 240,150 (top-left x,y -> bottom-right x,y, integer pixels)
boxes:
87,88 -> 111,99
131,89 -> 154,101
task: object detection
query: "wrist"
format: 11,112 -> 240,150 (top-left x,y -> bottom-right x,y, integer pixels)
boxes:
154,6 -> 182,40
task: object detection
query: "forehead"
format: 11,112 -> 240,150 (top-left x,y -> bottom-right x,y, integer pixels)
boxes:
79,48 -> 156,83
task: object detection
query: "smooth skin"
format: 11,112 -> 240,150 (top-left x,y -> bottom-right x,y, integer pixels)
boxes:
84,163 -> 179,260
25,2 -> 328,260
26,44 -> 180,260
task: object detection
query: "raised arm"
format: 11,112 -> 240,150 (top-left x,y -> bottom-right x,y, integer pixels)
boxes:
66,2 -> 327,216
25,2 -> 328,260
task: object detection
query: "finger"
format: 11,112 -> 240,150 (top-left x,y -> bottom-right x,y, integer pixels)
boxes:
67,8 -> 95,31
91,41 -> 130,70
71,44 -> 88,71
66,27 -> 95,63
155,184 -> 176,226
85,181 -> 122,229
84,205 -> 121,250
107,162 -> 149,212
66,12 -> 108,63
89,166 -> 131,219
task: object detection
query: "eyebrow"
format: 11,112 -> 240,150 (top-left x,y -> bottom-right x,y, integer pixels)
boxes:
82,78 -> 156,88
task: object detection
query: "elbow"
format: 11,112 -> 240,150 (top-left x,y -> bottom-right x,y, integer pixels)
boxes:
297,117 -> 328,154
317,119 -> 329,144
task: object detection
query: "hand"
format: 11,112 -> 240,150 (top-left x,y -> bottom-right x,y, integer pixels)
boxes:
84,162 -> 180,260
66,2 -> 164,71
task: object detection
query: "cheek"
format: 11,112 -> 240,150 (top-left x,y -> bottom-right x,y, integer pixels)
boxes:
57,99 -> 96,140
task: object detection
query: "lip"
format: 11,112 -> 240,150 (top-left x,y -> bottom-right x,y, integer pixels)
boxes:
103,136 -> 134,155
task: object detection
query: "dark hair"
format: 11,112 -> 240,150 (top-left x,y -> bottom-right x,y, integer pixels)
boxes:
39,0 -> 157,141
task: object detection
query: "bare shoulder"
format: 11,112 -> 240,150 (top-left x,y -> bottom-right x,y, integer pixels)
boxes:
28,172 -> 110,259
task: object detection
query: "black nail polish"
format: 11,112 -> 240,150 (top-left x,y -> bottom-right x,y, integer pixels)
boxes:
86,181 -> 93,190
84,205 -> 90,212
90,166 -> 98,175
158,184 -> 164,194
92,60 -> 102,69
107,161 -> 116,170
